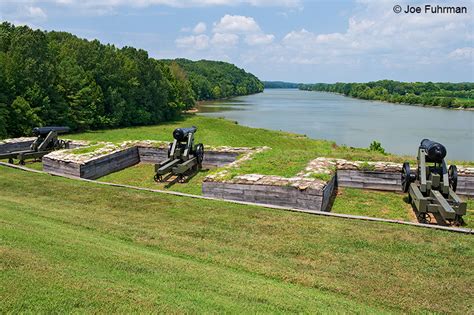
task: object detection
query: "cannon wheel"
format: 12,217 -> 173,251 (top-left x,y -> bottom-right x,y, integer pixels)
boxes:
401,162 -> 412,193
417,213 -> 431,224
59,139 -> 68,149
448,165 -> 458,191
195,143 -> 204,166
167,143 -> 173,158
453,214 -> 464,227
8,158 -> 14,164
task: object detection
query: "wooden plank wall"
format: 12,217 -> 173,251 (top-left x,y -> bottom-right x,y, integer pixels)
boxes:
337,169 -> 473,197
0,139 -> 34,154
202,178 -> 336,212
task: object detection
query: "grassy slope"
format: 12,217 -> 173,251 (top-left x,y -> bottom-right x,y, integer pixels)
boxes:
332,188 -> 415,221
1,166 -> 473,313
101,163 -> 207,195
332,188 -> 473,228
67,115 -> 418,178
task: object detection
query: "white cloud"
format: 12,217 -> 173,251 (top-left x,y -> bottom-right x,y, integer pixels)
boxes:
213,14 -> 261,34
51,0 -> 301,8
448,47 -> 474,60
193,22 -> 207,34
272,0 -> 473,67
175,34 -> 209,50
211,33 -> 239,47
26,6 -> 47,19
245,33 -> 274,45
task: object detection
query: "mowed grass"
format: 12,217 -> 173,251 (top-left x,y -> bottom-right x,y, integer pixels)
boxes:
100,163 -> 208,195
333,187 -> 473,228
100,166 -> 473,227
1,166 -> 473,313
68,115 -> 422,178
332,187 -> 415,221
0,159 -> 43,171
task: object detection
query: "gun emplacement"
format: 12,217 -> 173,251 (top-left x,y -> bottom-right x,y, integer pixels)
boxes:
401,139 -> 466,225
32,126 -> 71,137
0,126 -> 70,164
154,126 -> 204,183
419,139 -> 447,163
172,126 -> 197,141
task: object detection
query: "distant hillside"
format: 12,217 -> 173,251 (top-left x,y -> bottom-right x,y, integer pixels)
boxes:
0,22 -> 263,138
162,59 -> 264,101
263,81 -> 301,89
300,80 -> 474,109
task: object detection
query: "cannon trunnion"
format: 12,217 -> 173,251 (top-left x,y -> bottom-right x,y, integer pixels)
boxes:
154,126 -> 204,183
401,139 -> 466,226
0,126 -> 70,165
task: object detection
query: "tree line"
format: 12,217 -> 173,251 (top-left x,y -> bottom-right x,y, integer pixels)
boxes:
263,81 -> 301,89
0,22 -> 264,138
299,80 -> 474,108
162,59 -> 263,100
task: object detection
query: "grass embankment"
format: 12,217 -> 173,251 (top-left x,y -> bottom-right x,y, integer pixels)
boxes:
333,188 -> 474,228
69,115 -> 472,222
332,188 -> 415,221
68,115 -> 415,178
1,166 -> 473,313
101,163 -> 206,195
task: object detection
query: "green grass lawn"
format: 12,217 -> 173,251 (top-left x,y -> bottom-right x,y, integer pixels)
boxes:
332,187 -> 473,228
1,166 -> 473,313
98,165 -> 473,226
332,187 -> 415,221
0,159 -> 43,171
100,163 -> 207,195
67,115 -> 425,179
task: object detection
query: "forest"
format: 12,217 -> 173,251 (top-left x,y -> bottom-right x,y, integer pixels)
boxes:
300,80 -> 474,108
263,81 -> 301,89
0,22 -> 263,138
162,59 -> 263,100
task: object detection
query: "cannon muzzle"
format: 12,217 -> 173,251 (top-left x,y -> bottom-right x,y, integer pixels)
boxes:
173,126 -> 197,141
32,126 -> 71,136
420,139 -> 446,163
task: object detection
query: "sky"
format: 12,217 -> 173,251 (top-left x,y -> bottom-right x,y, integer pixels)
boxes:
1,0 -> 473,83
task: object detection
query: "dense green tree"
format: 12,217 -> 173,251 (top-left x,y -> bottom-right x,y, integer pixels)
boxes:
8,96 -> 42,136
161,58 -> 264,101
0,22 -> 264,138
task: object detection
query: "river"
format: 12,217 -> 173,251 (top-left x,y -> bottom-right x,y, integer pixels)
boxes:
198,89 -> 474,161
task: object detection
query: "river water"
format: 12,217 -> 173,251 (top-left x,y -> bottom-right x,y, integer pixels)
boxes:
198,89 -> 474,161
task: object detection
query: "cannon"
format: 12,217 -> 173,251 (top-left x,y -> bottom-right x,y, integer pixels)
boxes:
401,139 -> 466,225
0,126 -> 70,165
154,126 -> 204,183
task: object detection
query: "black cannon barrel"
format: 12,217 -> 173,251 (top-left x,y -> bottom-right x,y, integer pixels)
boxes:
32,126 -> 70,136
420,139 -> 447,162
173,126 -> 197,141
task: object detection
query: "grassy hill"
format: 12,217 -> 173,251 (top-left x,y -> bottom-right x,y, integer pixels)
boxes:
1,166 -> 473,313
67,115 -> 414,178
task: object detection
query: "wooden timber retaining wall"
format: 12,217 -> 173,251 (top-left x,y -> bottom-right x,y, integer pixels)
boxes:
0,138 -> 35,154
202,175 -> 336,212
44,146 -> 140,180
337,170 -> 402,192
43,146 -> 242,180
0,138 -> 85,155
137,147 -> 240,167
337,169 -> 473,197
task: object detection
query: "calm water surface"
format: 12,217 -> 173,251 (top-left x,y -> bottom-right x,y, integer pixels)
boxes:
199,89 -> 474,161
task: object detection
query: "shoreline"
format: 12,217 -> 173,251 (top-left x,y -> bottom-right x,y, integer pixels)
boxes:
300,90 -> 474,111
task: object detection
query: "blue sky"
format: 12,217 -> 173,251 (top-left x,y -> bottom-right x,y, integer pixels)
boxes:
1,0 -> 473,83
